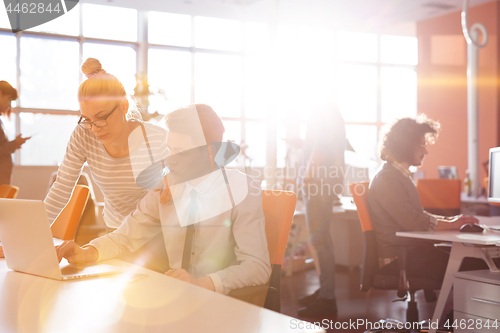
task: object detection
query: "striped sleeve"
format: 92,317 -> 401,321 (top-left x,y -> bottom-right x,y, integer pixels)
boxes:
44,126 -> 87,224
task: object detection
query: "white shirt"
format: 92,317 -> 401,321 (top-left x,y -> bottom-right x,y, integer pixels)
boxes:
89,168 -> 271,294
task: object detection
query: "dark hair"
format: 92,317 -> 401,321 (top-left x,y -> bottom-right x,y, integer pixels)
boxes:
0,81 -> 18,100
165,104 -> 225,144
379,114 -> 440,163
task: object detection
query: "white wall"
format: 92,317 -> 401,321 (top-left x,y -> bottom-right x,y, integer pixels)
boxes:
11,165 -> 104,201
12,166 -> 58,200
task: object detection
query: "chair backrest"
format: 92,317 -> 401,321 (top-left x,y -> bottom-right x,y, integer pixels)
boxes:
416,179 -> 461,215
0,184 -> 19,199
349,181 -> 379,292
262,190 -> 297,266
349,182 -> 372,232
227,190 -> 296,312
261,190 -> 296,311
50,185 -> 90,240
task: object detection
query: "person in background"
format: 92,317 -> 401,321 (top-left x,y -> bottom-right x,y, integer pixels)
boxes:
0,81 -> 30,259
56,104 -> 271,295
0,81 -> 30,185
43,58 -> 170,270
297,102 -> 346,317
367,115 -> 497,284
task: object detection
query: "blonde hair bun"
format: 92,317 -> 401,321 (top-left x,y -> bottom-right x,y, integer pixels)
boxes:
82,58 -> 107,78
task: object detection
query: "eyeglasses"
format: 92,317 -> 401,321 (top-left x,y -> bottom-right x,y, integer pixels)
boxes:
78,103 -> 119,130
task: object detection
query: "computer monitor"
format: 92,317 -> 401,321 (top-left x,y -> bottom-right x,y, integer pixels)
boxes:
488,147 -> 500,203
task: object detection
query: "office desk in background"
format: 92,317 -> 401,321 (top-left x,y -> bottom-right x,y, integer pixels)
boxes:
396,216 -> 500,333
460,194 -> 491,216
287,197 -> 362,275
0,259 -> 323,333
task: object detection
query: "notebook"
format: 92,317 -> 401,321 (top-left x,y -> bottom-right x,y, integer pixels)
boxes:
0,198 -> 123,281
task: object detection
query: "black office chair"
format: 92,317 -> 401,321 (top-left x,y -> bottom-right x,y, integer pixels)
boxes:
350,182 -> 444,332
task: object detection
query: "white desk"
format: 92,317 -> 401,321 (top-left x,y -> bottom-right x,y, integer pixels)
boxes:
396,217 -> 500,333
0,259 -> 324,333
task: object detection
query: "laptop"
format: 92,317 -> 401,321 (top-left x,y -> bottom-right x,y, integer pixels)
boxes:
0,198 -> 123,281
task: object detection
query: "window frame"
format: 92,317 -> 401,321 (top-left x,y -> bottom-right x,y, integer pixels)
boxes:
0,5 -> 417,187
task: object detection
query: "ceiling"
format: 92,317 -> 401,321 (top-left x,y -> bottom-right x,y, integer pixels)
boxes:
85,0 -> 497,35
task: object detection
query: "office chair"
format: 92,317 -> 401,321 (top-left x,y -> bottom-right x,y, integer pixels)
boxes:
50,185 -> 90,240
350,182 -> 441,331
0,184 -> 19,199
47,171 -> 101,243
416,179 -> 461,216
228,190 -> 297,312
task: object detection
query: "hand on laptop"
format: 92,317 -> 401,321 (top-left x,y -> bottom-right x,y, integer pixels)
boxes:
56,241 -> 98,264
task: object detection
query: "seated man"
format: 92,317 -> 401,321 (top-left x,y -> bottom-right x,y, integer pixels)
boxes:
368,115 -> 484,283
57,104 -> 271,294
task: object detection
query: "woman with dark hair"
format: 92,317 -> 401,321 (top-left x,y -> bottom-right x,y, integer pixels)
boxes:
368,115 -> 481,283
0,81 -> 30,185
378,115 -> 440,165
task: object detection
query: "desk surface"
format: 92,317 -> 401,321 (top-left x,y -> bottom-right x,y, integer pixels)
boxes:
396,230 -> 500,245
460,193 -> 489,204
0,259 -> 323,333
396,216 -> 500,246
396,216 -> 500,333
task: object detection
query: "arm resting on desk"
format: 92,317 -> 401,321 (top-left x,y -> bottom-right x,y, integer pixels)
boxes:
89,191 -> 162,261
431,214 -> 479,231
57,191 -> 162,264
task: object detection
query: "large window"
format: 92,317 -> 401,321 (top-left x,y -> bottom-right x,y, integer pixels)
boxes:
19,37 -> 80,110
0,3 -> 139,165
0,3 -> 418,183
82,43 -> 137,94
0,34 -> 16,87
148,49 -> 191,112
82,4 -> 137,42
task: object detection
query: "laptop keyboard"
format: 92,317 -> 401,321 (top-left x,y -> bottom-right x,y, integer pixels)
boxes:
60,265 -> 85,275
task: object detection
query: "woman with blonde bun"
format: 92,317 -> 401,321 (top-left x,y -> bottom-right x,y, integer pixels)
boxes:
43,58 -> 170,269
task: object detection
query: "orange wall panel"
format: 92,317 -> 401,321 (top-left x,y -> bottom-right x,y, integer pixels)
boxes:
416,1 -> 500,186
